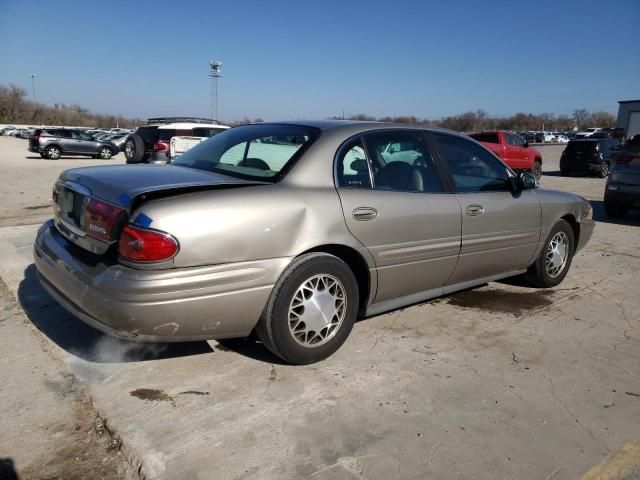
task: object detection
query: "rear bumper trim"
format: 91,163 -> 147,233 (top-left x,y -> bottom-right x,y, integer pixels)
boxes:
34,221 -> 291,341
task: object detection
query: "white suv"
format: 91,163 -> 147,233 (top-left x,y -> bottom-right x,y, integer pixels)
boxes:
124,117 -> 230,164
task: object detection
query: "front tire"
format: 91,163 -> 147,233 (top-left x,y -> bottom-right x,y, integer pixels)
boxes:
256,253 -> 359,365
524,219 -> 575,288
598,162 -> 610,178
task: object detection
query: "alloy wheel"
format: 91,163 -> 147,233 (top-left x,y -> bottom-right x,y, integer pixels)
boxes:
48,147 -> 60,159
99,147 -> 111,159
125,139 -> 135,157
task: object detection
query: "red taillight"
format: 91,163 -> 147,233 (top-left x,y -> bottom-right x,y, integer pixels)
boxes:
615,155 -> 634,165
84,198 -> 125,241
153,141 -> 168,152
118,225 -> 178,262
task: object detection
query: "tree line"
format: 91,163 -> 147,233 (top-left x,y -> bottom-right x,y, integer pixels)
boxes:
1,81 -> 617,132
330,108 -> 616,132
0,83 -> 143,128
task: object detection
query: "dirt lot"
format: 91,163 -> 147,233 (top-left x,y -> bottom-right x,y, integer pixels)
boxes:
0,136 -> 638,480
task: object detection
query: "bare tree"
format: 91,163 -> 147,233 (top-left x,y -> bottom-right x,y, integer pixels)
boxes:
572,109 -> 589,128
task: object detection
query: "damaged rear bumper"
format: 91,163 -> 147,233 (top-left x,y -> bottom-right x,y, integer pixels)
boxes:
34,220 -> 291,342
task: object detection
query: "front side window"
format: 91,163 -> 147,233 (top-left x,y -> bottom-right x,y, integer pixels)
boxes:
510,134 -> 525,147
364,131 -> 442,193
336,138 -> 371,189
434,133 -> 510,193
173,124 -> 320,181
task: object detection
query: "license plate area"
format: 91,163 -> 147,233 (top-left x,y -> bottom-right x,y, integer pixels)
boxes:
55,184 -> 88,232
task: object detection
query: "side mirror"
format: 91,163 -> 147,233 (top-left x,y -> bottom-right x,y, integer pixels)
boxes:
518,171 -> 537,190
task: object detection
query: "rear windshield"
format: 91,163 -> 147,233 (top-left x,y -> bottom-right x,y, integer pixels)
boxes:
566,140 -> 597,152
173,124 -> 320,181
469,133 -> 500,144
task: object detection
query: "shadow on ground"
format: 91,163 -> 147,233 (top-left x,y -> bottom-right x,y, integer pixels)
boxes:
590,200 -> 640,226
18,264 -> 214,363
0,458 -> 19,480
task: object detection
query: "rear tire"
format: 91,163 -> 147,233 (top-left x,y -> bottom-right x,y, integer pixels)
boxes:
524,219 -> 575,288
97,146 -> 113,159
560,169 -> 569,176
604,199 -> 628,218
532,160 -> 542,180
45,145 -> 61,160
256,253 -> 359,365
124,134 -> 145,164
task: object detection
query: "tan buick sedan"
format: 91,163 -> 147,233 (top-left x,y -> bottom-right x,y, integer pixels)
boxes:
34,121 -> 594,364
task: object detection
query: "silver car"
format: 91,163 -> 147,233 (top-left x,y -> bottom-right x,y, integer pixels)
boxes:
604,136 -> 640,217
34,121 -> 594,364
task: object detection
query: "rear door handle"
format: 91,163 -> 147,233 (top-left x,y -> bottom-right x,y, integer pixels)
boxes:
466,204 -> 484,216
353,207 -> 378,221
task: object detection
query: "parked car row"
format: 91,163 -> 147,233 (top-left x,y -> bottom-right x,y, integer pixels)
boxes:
1,126 -> 31,138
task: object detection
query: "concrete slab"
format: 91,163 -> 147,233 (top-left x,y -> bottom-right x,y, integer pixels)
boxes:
0,143 -> 638,480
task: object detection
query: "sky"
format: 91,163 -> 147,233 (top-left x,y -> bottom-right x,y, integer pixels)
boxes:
1,0 -> 638,122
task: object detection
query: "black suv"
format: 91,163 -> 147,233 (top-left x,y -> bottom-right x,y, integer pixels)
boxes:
29,128 -> 120,160
560,138 -> 621,177
124,117 -> 229,164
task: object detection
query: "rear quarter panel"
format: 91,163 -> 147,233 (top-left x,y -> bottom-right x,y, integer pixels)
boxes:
131,184 -> 374,269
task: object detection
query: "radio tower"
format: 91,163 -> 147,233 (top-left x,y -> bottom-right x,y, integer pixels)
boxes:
209,60 -> 222,122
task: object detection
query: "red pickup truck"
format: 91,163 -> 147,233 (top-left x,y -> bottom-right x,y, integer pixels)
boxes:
469,131 -> 542,179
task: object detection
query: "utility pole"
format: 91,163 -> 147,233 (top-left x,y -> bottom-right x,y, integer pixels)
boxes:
208,60 -> 222,122
28,73 -> 36,103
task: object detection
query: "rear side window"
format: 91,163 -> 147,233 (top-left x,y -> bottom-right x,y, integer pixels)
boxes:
470,132 -> 500,144
336,138 -> 372,189
364,131 -> 443,193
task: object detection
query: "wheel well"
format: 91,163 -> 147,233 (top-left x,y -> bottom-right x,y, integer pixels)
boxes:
46,143 -> 62,151
561,214 -> 579,251
534,157 -> 542,163
302,244 -> 371,312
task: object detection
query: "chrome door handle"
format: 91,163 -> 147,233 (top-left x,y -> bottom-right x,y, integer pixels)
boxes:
466,204 -> 484,216
353,207 -> 378,221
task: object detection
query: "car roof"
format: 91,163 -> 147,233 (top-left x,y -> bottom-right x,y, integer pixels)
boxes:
156,123 -> 230,130
265,119 -> 463,137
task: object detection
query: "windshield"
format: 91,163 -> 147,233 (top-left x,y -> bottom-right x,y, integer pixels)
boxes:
173,124 -> 320,181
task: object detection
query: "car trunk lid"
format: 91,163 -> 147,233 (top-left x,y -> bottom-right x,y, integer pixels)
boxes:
53,164 -> 267,254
